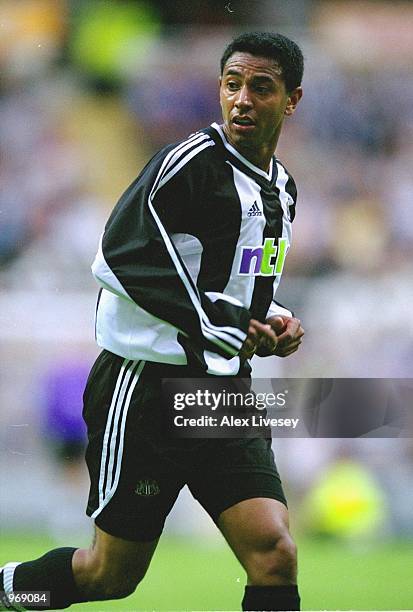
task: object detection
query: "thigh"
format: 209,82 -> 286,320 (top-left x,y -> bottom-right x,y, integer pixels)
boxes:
83,352 -> 185,541
188,437 -> 287,523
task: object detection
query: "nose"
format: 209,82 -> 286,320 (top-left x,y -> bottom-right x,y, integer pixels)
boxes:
235,84 -> 253,110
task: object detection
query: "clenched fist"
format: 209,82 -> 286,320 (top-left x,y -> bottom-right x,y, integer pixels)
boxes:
255,315 -> 304,357
239,319 -> 278,363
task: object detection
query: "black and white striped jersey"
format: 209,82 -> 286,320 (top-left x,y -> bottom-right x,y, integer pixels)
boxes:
92,123 -> 297,376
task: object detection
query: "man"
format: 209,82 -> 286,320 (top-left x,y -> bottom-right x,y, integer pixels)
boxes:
1,32 -> 304,611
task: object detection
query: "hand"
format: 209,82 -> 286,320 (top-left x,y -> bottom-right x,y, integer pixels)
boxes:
256,315 -> 304,357
239,319 -> 278,363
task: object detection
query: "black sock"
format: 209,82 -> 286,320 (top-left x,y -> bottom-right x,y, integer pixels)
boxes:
2,548 -> 87,610
242,584 -> 301,611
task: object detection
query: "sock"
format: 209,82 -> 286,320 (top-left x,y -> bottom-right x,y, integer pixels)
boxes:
242,584 -> 301,611
1,548 -> 87,610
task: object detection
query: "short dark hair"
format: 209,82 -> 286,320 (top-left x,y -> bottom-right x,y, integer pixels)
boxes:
220,32 -> 304,93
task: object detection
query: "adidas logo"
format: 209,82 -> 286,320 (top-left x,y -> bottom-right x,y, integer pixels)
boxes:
247,201 -> 262,217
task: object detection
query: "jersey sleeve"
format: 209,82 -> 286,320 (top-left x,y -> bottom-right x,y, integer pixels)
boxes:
266,300 -> 294,319
91,135 -> 250,359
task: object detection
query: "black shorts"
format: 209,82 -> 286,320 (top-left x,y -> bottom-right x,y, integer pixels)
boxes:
83,350 -> 286,541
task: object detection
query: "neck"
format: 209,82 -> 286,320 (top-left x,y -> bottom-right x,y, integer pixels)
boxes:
237,144 -> 274,172
221,124 -> 279,172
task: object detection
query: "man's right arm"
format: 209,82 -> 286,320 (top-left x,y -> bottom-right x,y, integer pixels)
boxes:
92,141 -> 251,360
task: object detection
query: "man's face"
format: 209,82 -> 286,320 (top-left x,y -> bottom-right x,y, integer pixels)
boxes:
219,52 -> 301,168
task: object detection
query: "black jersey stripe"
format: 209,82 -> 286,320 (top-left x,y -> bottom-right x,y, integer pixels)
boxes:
248,161 -> 294,321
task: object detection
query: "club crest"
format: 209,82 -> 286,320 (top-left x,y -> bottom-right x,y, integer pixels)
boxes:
135,479 -> 160,496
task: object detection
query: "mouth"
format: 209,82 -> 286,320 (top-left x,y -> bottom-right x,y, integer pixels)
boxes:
232,116 -> 256,132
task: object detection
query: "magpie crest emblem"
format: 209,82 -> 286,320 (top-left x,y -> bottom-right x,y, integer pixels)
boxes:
135,479 -> 160,496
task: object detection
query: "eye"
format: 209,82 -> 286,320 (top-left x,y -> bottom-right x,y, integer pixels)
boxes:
255,85 -> 270,94
226,80 -> 240,91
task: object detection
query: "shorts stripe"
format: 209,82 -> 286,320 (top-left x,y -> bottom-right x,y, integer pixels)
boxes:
96,358 -> 131,508
103,361 -> 137,499
92,359 -> 145,519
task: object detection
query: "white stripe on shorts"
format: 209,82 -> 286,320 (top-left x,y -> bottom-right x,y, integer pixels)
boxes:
91,359 -> 145,519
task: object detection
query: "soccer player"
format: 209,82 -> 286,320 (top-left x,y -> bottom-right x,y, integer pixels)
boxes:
1,32 -> 304,611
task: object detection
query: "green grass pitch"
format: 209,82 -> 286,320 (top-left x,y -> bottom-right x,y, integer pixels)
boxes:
1,533 -> 412,610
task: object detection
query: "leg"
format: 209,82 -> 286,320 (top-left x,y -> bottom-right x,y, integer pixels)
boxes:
0,526 -> 158,610
189,434 -> 300,611
218,497 -> 300,611
218,497 -> 297,585
1,356 -> 183,610
73,525 -> 158,600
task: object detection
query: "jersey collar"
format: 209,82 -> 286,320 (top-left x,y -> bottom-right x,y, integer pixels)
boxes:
211,122 -> 274,181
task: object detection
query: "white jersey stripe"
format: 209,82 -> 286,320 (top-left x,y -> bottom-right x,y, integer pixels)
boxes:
223,163 -> 266,309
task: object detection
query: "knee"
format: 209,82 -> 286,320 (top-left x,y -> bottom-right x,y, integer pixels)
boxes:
246,530 -> 298,585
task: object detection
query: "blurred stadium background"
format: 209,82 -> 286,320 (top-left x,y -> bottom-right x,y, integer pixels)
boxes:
1,0 -> 412,610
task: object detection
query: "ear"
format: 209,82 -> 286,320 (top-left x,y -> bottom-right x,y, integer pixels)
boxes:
285,86 -> 303,116
219,75 -> 224,107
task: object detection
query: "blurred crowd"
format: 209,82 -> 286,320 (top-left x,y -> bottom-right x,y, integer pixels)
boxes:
2,0 -> 413,280
1,0 -> 413,538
